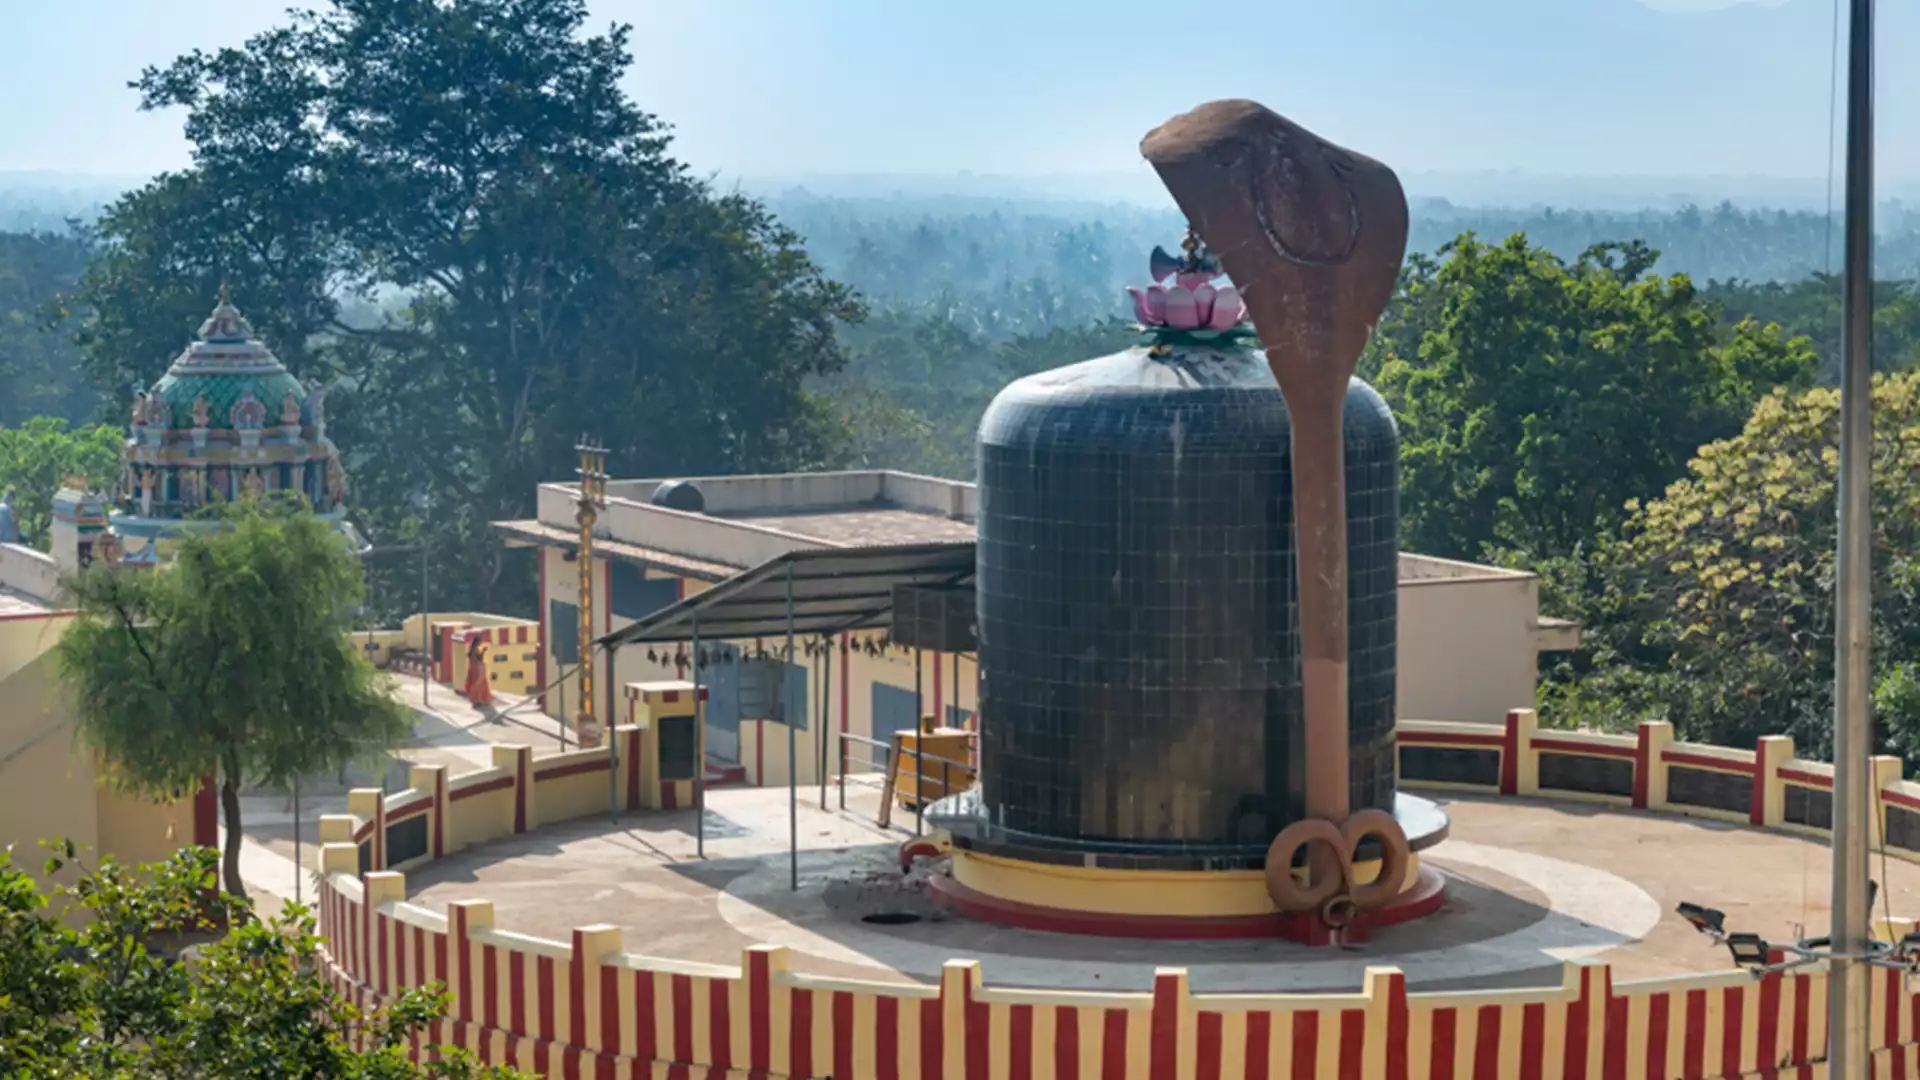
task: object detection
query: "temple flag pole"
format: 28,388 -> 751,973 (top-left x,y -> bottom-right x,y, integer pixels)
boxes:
1829,0 -> 1876,1073
786,561 -> 798,892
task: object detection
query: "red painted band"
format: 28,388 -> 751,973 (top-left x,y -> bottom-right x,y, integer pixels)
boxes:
449,775 -> 516,801
1663,750 -> 1756,775
534,759 -> 611,782
1532,738 -> 1637,760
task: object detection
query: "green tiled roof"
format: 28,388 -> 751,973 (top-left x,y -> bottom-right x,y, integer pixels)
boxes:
150,370 -> 307,431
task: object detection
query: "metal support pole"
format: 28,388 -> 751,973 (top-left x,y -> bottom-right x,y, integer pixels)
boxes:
786,563 -> 798,892
420,543 -> 430,706
692,613 -> 704,860
952,651 -> 960,726
605,643 -> 619,824
819,638 -> 831,811
293,775 -> 301,904
913,647 -> 923,726
1830,1 -> 1877,1074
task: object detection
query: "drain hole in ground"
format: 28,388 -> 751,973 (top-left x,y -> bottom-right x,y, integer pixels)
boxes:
861,912 -> 923,926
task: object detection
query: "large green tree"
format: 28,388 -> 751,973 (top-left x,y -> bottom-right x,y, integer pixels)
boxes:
0,230 -> 99,425
0,418 -> 123,548
59,0 -> 862,617
55,498 -> 413,900
1,843 -> 524,1078
1375,234 -> 1818,563
1554,373 -> 1920,760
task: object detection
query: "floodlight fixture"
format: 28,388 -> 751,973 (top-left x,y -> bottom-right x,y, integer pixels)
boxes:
1677,901 -> 1726,937
1725,932 -> 1772,967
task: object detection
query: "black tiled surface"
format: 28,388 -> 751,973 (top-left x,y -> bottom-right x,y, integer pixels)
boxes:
1888,805 -> 1920,854
1538,751 -> 1635,798
973,346 -> 1398,856
1398,745 -> 1501,788
1667,765 -> 1751,815
387,814 -> 429,865
1783,783 -> 1833,830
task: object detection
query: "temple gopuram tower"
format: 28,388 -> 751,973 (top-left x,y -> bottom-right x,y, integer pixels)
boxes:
112,287 -> 352,557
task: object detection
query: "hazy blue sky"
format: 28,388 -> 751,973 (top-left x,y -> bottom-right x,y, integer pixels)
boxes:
1,0 -> 1911,196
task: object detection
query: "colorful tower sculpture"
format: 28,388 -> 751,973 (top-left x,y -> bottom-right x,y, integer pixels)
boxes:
111,286 -> 352,556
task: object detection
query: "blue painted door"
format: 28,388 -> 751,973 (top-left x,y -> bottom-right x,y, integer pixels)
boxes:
701,643 -> 743,762
870,682 -> 920,770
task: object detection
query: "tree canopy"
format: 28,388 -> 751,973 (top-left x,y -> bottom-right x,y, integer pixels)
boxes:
0,418 -> 122,548
0,843 -> 524,1078
55,498 -> 413,900
1375,234 -> 1818,563
59,0 -> 862,614
1547,373 -> 1920,757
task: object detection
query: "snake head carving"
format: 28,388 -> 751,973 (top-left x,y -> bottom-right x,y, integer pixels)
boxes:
1140,100 -> 1408,402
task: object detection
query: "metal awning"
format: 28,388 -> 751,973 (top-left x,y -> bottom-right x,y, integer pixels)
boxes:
592,541 -> 975,647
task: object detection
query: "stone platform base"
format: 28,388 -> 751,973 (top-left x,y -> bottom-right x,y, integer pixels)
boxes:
927,861 -> 1448,944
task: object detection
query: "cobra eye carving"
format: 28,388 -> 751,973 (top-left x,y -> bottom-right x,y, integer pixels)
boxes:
1248,135 -> 1363,270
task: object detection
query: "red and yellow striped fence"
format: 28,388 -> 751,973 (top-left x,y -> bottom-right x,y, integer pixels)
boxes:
315,845 -> 1908,1080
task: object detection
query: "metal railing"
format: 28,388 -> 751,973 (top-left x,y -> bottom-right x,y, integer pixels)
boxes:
836,729 -> 978,837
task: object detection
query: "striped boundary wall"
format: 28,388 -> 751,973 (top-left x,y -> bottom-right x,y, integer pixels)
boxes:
1397,711 -> 1920,861
306,710 -> 1920,1078
317,852 -> 1920,1080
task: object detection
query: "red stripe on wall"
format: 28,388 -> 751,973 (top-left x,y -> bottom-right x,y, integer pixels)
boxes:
671,975 -> 693,1064
1646,992 -> 1670,1080
1531,737 -> 1636,760
1890,967 -> 1905,1052
709,977 -> 732,1070
1474,1005 -> 1502,1080
1056,1005 -> 1080,1080
1664,750 -> 1756,775
1499,710 -> 1521,795
1102,1009 -> 1129,1080
1010,1004 -> 1035,1080
1431,1009 -> 1457,1080
834,990 -> 855,1080
1152,973 -> 1180,1080
599,967 -> 620,1055
1633,723 -> 1654,809
748,951 -> 771,1073
1291,1011 -> 1318,1080
1683,988 -> 1707,1079
1565,967 -> 1593,1080
194,775 -> 218,848
632,970 -> 657,1062
483,943 -> 499,1028
509,950 -> 527,1036
1520,1003 -> 1545,1080
790,988 -> 813,1080
1245,1010 -> 1270,1080
1339,1009 -> 1365,1080
920,997 -> 944,1080
1386,972 -> 1410,1080
1196,1012 -> 1222,1080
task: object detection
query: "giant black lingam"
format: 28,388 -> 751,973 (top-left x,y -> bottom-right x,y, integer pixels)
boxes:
923,102 -> 1448,943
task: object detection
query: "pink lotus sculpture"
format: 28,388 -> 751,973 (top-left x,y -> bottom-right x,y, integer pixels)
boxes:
1126,236 -> 1249,331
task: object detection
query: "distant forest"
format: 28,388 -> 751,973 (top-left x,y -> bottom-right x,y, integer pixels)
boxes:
6,187 -> 1920,480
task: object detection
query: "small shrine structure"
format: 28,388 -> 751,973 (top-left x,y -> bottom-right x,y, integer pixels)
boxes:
112,286 -> 353,557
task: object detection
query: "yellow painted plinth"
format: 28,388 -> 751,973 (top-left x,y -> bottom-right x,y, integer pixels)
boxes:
950,847 -> 1422,918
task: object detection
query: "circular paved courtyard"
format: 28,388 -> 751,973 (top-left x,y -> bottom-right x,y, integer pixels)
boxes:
294,785 -> 1920,994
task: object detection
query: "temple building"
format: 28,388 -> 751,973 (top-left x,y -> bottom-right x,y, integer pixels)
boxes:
111,286 -> 353,559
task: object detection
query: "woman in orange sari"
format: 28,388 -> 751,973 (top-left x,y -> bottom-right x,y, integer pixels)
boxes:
464,635 -> 494,707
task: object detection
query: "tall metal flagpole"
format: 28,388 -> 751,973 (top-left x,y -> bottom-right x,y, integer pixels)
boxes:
1829,0 -> 1875,1074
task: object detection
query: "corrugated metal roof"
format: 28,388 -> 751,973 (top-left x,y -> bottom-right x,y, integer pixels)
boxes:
593,541 -> 975,647
491,520 -> 735,581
